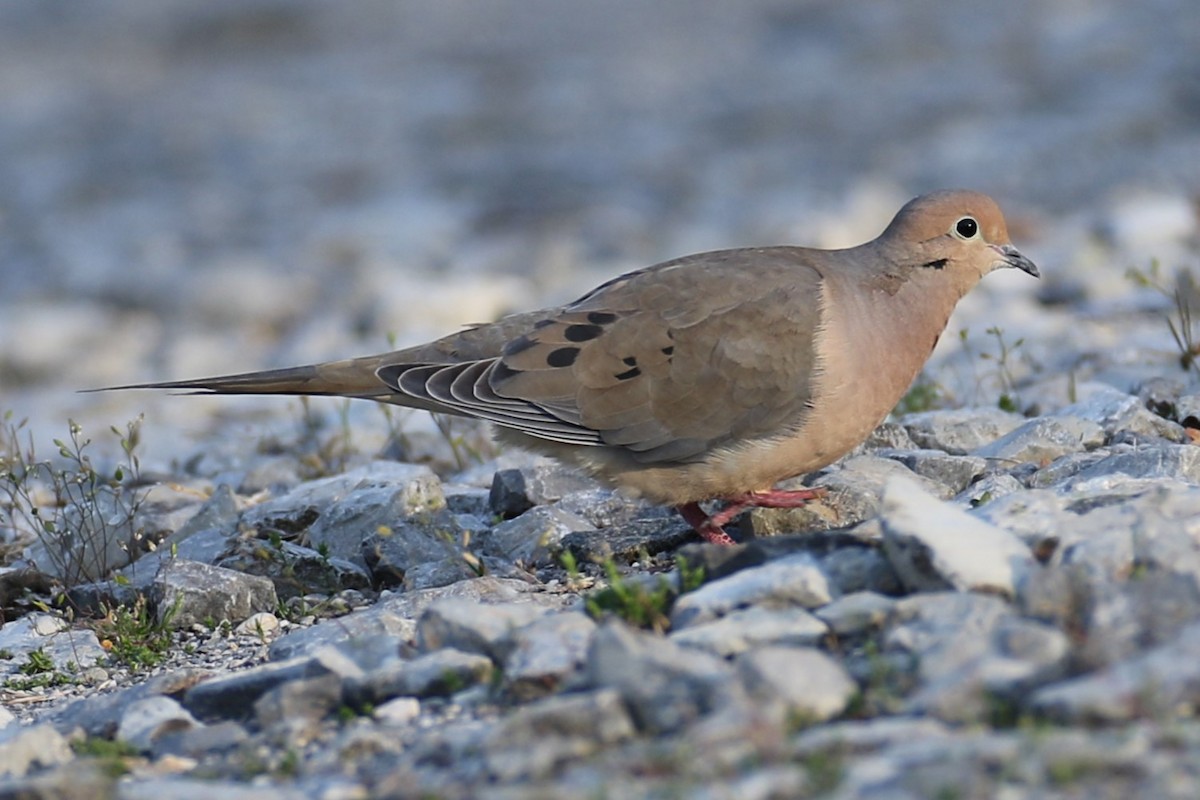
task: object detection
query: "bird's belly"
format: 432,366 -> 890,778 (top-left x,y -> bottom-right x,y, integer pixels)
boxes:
559,403 -> 889,506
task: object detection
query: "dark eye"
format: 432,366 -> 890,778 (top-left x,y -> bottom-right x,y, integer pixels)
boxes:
955,217 -> 979,239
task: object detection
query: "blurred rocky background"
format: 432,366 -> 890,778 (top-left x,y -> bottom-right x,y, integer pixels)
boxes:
1,0 -> 1197,469
4,4 -> 1200,798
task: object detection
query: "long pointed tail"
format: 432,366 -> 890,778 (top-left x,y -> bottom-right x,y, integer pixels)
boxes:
83,355 -> 395,399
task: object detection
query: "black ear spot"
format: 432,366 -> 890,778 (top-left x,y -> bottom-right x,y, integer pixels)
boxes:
546,347 -> 580,368
922,258 -> 947,270
564,323 -> 604,342
587,311 -> 618,325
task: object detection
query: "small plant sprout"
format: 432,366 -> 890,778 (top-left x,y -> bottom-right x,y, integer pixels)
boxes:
0,414 -> 149,588
559,549 -> 580,579
955,327 -> 1029,412
19,646 -> 55,675
557,548 -> 595,591
895,375 -> 944,415
980,326 -> 1026,413
582,555 -> 705,634
1127,259 -> 1200,374
89,594 -> 180,670
431,413 -> 495,472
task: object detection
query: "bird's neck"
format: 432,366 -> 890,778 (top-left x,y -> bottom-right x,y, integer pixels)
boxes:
819,267 -> 965,414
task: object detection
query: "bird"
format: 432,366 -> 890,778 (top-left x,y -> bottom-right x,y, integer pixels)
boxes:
97,190 -> 1038,545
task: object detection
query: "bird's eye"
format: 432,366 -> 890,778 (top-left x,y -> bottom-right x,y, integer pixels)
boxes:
954,217 -> 979,239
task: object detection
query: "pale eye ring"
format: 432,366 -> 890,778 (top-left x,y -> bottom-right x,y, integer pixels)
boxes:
954,217 -> 979,239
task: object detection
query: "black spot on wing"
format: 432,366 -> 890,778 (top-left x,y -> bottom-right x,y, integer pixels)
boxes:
587,311 -> 618,325
547,347 -> 580,368
622,355 -> 637,366
614,366 -> 641,380
661,345 -> 674,356
533,319 -> 555,329
564,323 -> 604,342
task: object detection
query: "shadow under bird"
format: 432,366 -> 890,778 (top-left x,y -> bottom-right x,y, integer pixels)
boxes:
95,190 -> 1038,545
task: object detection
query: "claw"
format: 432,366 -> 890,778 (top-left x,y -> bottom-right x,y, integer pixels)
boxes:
675,487 -> 826,545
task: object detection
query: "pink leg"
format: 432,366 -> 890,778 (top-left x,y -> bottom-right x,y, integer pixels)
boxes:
727,487 -> 827,509
704,500 -> 753,532
675,487 -> 826,546
675,502 -> 737,546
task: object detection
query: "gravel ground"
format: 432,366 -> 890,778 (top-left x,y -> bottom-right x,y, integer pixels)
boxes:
2,2 -> 1200,798
2,0 -> 1197,461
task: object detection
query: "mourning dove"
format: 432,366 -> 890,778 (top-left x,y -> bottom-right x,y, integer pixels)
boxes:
101,190 -> 1038,545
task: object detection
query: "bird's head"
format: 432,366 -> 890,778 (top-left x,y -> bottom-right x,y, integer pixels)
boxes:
881,190 -> 1039,288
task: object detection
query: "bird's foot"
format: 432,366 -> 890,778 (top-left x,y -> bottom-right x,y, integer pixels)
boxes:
676,487 -> 825,546
729,487 -> 828,509
707,487 -> 827,529
675,502 -> 737,546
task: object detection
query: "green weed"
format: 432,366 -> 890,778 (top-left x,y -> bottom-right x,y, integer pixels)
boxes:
72,736 -> 139,777
1127,260 -> 1200,374
582,555 -> 704,634
801,750 -> 846,794
19,646 -> 54,675
0,413 -> 148,587
90,593 -> 180,670
955,326 -> 1029,412
895,375 -> 945,415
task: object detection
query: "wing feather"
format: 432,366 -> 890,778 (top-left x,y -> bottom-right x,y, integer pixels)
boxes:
376,247 -> 825,463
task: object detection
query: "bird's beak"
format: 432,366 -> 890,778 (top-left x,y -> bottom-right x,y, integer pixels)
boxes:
993,244 -> 1039,278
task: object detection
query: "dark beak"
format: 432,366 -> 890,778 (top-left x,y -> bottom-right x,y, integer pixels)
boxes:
994,244 -> 1039,278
